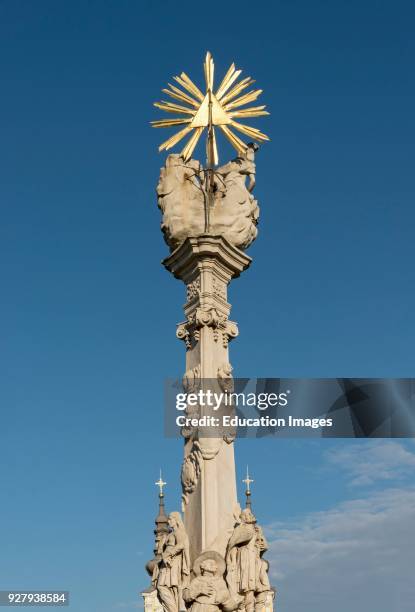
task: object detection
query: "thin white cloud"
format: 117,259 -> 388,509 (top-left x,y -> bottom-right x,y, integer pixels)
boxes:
114,602 -> 142,610
325,440 -> 415,485
265,486 -> 415,612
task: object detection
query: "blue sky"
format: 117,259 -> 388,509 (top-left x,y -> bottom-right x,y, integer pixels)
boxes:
0,1 -> 414,611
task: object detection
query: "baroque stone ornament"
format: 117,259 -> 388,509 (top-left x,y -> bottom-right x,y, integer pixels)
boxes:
177,308 -> 239,351
183,365 -> 201,395
181,442 -> 203,506
217,363 -> 234,394
186,279 -> 201,302
157,145 -> 260,253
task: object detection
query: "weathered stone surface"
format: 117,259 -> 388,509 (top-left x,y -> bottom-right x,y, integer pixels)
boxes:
163,236 -> 251,563
157,156 -> 205,250
226,509 -> 274,612
211,145 -> 259,250
183,551 -> 240,612
144,156 -> 275,612
157,145 -> 260,252
142,588 -> 163,612
152,511 -> 190,612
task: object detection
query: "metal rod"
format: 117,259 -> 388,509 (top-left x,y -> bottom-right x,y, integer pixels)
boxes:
205,87 -> 214,232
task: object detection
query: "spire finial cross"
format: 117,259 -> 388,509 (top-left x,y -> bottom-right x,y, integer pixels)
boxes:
243,465 -> 254,493
155,469 -> 167,496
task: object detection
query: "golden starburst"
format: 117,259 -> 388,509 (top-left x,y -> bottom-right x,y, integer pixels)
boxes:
151,52 -> 269,165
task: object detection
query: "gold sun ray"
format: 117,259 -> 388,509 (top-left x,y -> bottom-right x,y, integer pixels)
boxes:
224,89 -> 263,110
219,77 -> 255,105
228,105 -> 269,119
178,73 -> 204,101
172,76 -> 202,102
215,63 -> 236,99
215,69 -> 242,101
229,119 -> 269,142
207,126 -> 219,166
158,125 -> 193,152
162,85 -> 200,108
181,126 -> 204,160
219,125 -> 247,155
154,101 -> 196,115
151,117 -> 192,128
204,51 -> 215,91
152,52 -> 269,163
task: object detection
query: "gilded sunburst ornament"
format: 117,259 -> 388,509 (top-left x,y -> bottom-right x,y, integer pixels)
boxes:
151,52 -> 269,165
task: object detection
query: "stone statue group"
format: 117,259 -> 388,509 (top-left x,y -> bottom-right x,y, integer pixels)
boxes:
148,508 -> 274,612
157,144 -> 260,253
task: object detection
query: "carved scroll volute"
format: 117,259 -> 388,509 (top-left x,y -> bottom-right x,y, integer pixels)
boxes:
181,441 -> 203,507
181,366 -> 201,440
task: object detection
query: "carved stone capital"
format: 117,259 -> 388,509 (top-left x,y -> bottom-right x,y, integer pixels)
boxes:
176,308 -> 238,349
163,235 -> 251,286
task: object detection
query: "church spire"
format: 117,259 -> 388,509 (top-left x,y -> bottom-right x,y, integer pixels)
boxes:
154,470 -> 169,537
242,465 -> 254,509
145,470 -> 169,581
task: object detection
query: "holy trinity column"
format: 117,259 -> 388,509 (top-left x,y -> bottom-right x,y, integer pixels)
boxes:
142,53 -> 275,612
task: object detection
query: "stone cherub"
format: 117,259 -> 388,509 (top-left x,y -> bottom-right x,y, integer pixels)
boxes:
154,511 -> 191,612
156,144 -> 260,252
183,551 -> 240,612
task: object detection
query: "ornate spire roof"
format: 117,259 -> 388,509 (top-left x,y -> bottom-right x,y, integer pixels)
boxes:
154,470 -> 169,536
242,465 -> 254,509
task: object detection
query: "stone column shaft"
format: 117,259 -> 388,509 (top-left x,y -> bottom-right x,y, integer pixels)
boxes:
163,235 -> 251,563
